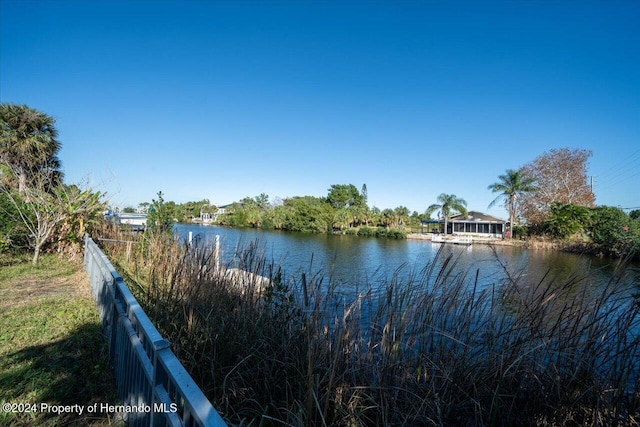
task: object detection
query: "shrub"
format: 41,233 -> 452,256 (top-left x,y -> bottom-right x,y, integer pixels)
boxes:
0,192 -> 30,253
357,226 -> 375,237
375,227 -> 387,238
511,224 -> 528,239
544,203 -> 591,238
386,229 -> 406,239
589,206 -> 637,257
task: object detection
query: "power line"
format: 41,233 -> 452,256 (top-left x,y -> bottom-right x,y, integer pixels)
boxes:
596,149 -> 640,182
594,169 -> 640,191
596,165 -> 640,188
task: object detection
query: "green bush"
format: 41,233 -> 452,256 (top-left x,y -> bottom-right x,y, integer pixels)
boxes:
588,206 -> 638,257
372,228 -> 405,239
375,227 -> 387,238
386,229 -> 407,239
260,216 -> 274,230
511,224 -> 528,239
357,226 -> 375,237
544,203 -> 591,238
0,192 -> 29,252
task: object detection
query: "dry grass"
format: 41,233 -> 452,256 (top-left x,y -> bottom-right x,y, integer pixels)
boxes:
0,261 -> 90,311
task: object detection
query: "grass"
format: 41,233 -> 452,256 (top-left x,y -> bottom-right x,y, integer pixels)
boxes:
101,229 -> 640,426
0,253 -> 120,426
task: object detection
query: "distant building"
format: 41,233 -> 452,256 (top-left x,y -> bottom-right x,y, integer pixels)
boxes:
422,211 -> 506,238
199,203 -> 233,223
216,203 -> 234,216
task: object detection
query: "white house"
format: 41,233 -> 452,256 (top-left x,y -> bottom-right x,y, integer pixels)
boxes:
422,211 -> 507,238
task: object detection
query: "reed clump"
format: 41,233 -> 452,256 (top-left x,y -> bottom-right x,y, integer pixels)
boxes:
99,228 -> 640,426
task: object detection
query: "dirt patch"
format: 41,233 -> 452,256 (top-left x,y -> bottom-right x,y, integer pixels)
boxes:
0,267 -> 92,310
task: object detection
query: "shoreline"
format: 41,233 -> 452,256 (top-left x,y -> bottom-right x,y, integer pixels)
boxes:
406,233 -> 620,258
405,233 -> 517,246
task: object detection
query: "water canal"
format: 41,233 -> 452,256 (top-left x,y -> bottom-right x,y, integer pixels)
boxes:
174,224 -> 640,297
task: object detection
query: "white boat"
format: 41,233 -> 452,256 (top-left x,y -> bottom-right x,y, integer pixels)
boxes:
431,235 -> 473,245
451,237 -> 473,245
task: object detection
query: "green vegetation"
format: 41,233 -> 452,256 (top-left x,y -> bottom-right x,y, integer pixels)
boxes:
488,168 -> 538,237
1,104 -> 105,264
101,228 -> 640,426
486,148 -> 638,258
517,203 -> 640,257
216,186 -> 414,238
0,191 -> 29,253
427,193 -> 468,234
0,254 -> 119,426
544,203 -> 592,239
146,191 -> 174,235
4,102 -> 634,426
125,146 -> 634,256
0,104 -> 63,195
589,206 -> 640,257
0,103 -> 118,425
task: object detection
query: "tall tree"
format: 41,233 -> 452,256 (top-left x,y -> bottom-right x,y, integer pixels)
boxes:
488,168 -> 538,237
427,193 -> 467,235
332,208 -> 351,231
146,191 -> 174,234
394,206 -> 410,229
518,148 -> 595,224
254,193 -> 270,210
0,104 -> 62,195
361,183 -> 368,206
327,184 -> 365,209
380,208 -> 395,229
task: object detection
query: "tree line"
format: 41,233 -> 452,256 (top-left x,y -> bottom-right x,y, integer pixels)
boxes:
221,185 -> 418,238
135,147 -> 639,256
2,104 -> 638,261
159,146 -> 638,257
136,184 -> 419,239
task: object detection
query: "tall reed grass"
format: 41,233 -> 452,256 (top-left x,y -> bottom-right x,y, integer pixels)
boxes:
99,228 -> 640,426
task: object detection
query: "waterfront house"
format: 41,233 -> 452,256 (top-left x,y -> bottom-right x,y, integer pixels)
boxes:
199,203 -> 233,223
422,211 -> 506,238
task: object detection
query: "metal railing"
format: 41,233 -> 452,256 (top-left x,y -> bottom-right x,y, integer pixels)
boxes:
83,235 -> 227,427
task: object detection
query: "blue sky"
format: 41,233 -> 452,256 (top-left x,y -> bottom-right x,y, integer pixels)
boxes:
1,0 -> 639,216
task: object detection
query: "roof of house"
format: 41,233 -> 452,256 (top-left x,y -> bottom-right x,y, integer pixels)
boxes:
449,211 -> 506,223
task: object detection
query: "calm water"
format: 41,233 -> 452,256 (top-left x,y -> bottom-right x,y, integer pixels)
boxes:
174,224 -> 640,296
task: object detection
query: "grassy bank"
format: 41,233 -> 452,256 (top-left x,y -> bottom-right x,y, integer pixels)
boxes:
102,230 -> 640,426
0,254 -> 120,426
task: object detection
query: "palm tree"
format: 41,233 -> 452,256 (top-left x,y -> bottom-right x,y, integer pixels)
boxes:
0,104 -> 62,194
427,193 -> 467,235
394,206 -> 410,229
381,208 -> 395,229
487,168 -> 537,238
